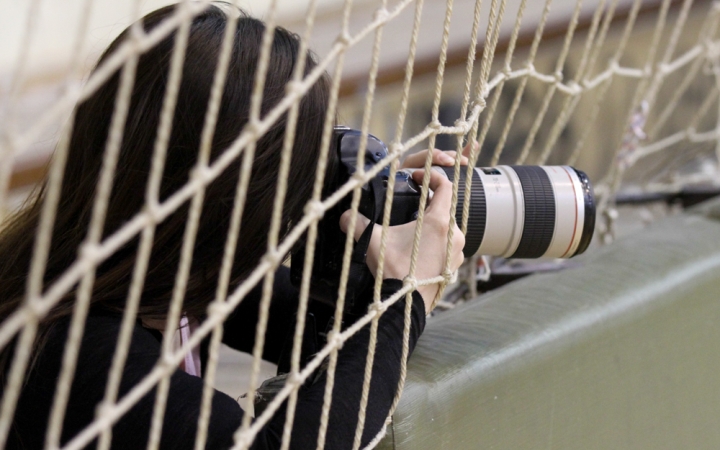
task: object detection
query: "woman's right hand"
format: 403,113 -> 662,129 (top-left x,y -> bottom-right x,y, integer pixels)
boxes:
339,169 -> 465,313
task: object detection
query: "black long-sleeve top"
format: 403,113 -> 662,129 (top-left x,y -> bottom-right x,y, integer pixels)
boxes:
10,269 -> 426,449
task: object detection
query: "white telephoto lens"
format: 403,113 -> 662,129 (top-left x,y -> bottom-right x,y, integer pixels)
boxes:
432,165 -> 595,259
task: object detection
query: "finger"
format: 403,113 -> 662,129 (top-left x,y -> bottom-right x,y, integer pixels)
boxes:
402,149 -> 454,168
400,150 -> 429,169
339,210 -> 371,242
443,151 -> 469,166
412,170 -> 453,216
452,226 -> 466,268
463,140 -> 479,157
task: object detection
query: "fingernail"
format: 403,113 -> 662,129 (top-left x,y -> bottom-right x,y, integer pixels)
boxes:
441,154 -> 454,164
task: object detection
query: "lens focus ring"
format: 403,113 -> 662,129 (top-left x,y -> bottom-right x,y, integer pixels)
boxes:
510,166 -> 555,258
439,166 -> 486,257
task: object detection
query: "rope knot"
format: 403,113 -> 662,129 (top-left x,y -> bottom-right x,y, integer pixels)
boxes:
287,372 -> 303,387
390,142 -> 404,155
161,352 -> 176,369
442,268 -> 458,284
207,301 -> 230,318
263,249 -> 284,267
79,242 -> 101,264
368,302 -> 388,315
96,402 -> 113,419
190,165 -> 211,183
129,23 -> 146,45
373,7 -> 389,21
402,275 -> 418,290
326,330 -> 344,350
246,119 -> 262,138
27,298 -> 43,321
336,32 -> 351,47
304,200 -> 326,221
454,118 -> 469,132
146,201 -> 162,225
554,70 -> 564,82
351,171 -> 367,183
567,81 -> 581,95
285,80 -> 303,97
429,119 -> 442,131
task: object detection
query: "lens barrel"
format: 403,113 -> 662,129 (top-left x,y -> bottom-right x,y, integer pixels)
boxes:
435,165 -> 595,258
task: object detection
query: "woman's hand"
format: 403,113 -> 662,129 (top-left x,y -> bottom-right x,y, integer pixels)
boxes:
400,141 -> 476,169
340,170 -> 466,313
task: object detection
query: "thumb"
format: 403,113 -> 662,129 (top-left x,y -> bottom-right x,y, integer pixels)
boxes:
339,210 -> 372,242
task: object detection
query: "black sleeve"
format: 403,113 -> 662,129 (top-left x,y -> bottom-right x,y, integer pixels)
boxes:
221,266 -> 300,363
14,280 -> 425,450
282,279 -> 427,449
14,316 -> 245,450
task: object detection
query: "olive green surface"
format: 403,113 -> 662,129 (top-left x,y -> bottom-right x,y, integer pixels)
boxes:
379,200 -> 720,449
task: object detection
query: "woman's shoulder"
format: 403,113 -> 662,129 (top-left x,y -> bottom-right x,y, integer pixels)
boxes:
46,312 -> 160,356
33,312 -> 163,391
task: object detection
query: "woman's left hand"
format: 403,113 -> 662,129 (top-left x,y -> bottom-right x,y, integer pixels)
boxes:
400,141 -> 477,169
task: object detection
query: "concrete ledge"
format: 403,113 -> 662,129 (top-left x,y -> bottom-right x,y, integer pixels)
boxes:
380,199 -> 720,449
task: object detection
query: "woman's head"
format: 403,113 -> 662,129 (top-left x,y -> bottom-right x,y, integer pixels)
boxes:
0,4 -> 330,322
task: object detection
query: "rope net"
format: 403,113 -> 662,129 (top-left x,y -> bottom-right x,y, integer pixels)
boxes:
0,0 -> 718,448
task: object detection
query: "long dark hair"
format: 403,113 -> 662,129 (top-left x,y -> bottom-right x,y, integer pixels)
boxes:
0,4 -> 330,368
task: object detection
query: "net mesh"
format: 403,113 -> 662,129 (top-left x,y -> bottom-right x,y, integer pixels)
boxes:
1,0 -> 719,449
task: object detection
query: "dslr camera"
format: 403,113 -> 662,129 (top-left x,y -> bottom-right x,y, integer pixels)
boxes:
291,126 -> 595,315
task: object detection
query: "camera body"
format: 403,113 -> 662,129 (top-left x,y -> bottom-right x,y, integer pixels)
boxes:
290,126 -> 419,314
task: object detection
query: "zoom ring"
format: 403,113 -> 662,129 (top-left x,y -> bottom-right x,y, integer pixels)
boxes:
440,166 -> 486,257
510,166 -> 556,258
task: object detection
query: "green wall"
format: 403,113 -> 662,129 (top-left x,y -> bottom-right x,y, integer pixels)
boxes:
380,200 -> 720,449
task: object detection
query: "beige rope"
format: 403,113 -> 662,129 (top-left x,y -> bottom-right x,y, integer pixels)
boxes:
476,0 -> 527,167
490,0 -> 553,166
0,0 -> 406,358
538,0 -> 607,164
231,0 -> 283,448
0,0 -> 96,444
90,8 -> 150,450
596,0 -> 674,239
5,1 -> 708,358
348,1 -> 392,448
568,0 -> 638,166
2,2 -> 718,449
516,0 -> 584,165
8,1 -> 216,162
460,0 -> 506,230
144,2 -> 196,449
644,0 -> 697,115
364,0 -> 492,448
584,0 -> 620,79
190,2 -> 244,449
275,1 -> 321,449
18,87 -> 478,448
368,0 -> 494,445
315,2 -> 357,448
44,22 -> 144,450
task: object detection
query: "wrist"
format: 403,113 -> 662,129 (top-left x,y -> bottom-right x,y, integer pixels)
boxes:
415,285 -> 437,313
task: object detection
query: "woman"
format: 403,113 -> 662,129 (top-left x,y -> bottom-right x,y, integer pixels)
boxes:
0,4 -> 465,449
